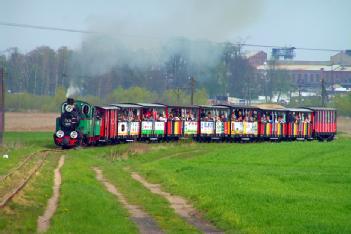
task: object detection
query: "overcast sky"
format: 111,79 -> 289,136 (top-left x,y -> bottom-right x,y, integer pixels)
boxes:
0,0 -> 350,60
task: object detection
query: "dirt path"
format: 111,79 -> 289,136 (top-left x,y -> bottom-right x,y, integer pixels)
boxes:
37,155 -> 65,233
94,168 -> 164,234
131,172 -> 223,234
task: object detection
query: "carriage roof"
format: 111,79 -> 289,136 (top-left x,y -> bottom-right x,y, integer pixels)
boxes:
197,105 -> 229,109
216,104 -> 259,109
285,108 -> 312,113
135,103 -> 166,108
305,107 -> 336,111
96,106 -> 120,110
110,103 -> 142,109
258,107 -> 287,112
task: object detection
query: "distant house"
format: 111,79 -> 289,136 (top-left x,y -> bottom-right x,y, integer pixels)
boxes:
244,51 -> 267,68
256,54 -> 351,90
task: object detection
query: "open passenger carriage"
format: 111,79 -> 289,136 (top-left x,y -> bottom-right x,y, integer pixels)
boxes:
137,103 -> 167,142
166,105 -> 199,141
110,104 -> 141,142
226,105 -> 259,142
197,105 -> 230,142
286,108 -> 313,140
258,107 -> 287,141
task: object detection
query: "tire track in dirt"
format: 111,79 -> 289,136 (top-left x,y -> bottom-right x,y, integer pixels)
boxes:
94,167 -> 164,234
131,172 -> 223,234
37,155 -> 65,233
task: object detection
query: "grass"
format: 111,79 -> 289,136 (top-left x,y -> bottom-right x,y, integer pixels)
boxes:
0,150 -> 60,233
128,138 -> 351,233
48,149 -> 138,234
0,132 -> 53,175
1,132 -> 350,233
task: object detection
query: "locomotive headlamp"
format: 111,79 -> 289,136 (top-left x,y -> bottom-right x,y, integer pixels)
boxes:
65,105 -> 74,112
70,131 -> 78,139
56,130 -> 64,138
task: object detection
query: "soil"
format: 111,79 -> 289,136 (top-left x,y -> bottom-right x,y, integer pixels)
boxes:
131,172 -> 223,234
94,168 -> 163,234
5,112 -> 58,132
37,155 -> 65,233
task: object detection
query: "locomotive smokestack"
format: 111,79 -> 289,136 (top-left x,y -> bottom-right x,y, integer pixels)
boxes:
67,98 -> 74,105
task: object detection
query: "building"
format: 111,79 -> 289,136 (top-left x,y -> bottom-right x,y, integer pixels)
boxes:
331,50 -> 351,66
256,52 -> 351,90
245,51 -> 267,68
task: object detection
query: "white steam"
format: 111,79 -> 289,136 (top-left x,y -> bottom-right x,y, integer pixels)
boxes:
66,84 -> 81,98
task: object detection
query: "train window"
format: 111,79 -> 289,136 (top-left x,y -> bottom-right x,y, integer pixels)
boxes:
82,105 -> 90,115
142,108 -> 166,122
231,109 -> 257,122
119,109 -> 140,121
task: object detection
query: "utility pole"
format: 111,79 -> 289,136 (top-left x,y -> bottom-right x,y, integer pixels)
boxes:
190,76 -> 195,105
0,67 -> 4,145
321,78 -> 327,107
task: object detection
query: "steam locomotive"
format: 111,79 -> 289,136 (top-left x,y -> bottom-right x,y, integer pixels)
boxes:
54,98 -> 337,148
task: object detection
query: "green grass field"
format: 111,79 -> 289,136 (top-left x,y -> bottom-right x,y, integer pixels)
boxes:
1,132 -> 350,233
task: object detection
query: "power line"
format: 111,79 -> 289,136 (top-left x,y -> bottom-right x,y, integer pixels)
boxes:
0,21 -> 344,53
0,21 -> 94,34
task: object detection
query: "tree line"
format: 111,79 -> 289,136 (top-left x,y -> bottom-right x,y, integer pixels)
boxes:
0,38 -> 296,102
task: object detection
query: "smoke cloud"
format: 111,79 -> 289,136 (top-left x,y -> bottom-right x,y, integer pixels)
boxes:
72,0 -> 263,77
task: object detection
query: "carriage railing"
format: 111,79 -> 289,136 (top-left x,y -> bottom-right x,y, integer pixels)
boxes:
167,121 -> 199,136
231,121 -> 258,136
259,122 -> 286,137
141,121 -> 166,136
117,121 -> 140,136
288,122 -> 312,137
200,121 -> 230,136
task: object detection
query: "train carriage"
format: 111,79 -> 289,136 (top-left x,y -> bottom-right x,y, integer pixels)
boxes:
307,107 -> 337,141
259,107 -> 287,141
166,105 -> 199,140
137,103 -> 167,142
226,105 -> 259,142
95,106 -> 119,144
197,105 -> 230,142
286,108 -> 313,140
110,104 -> 141,142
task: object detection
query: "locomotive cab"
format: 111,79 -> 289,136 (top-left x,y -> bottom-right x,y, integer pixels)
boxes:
54,98 -> 100,148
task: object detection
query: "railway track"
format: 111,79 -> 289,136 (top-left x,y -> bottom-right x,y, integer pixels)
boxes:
0,149 -> 61,208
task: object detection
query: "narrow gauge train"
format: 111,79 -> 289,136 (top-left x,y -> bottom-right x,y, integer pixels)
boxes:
54,98 -> 337,148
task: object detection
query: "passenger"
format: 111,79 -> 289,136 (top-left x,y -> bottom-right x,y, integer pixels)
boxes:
237,111 -> 243,122
207,111 -> 212,121
231,112 -> 236,121
295,114 -> 300,124
158,113 -> 167,122
221,114 -> 227,122
248,111 -> 254,122
200,111 -> 206,120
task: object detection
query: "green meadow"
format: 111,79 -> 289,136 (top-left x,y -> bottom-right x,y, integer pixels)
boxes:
1,132 -> 350,233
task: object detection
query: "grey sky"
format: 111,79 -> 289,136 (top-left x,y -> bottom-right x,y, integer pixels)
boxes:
0,0 -> 350,60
